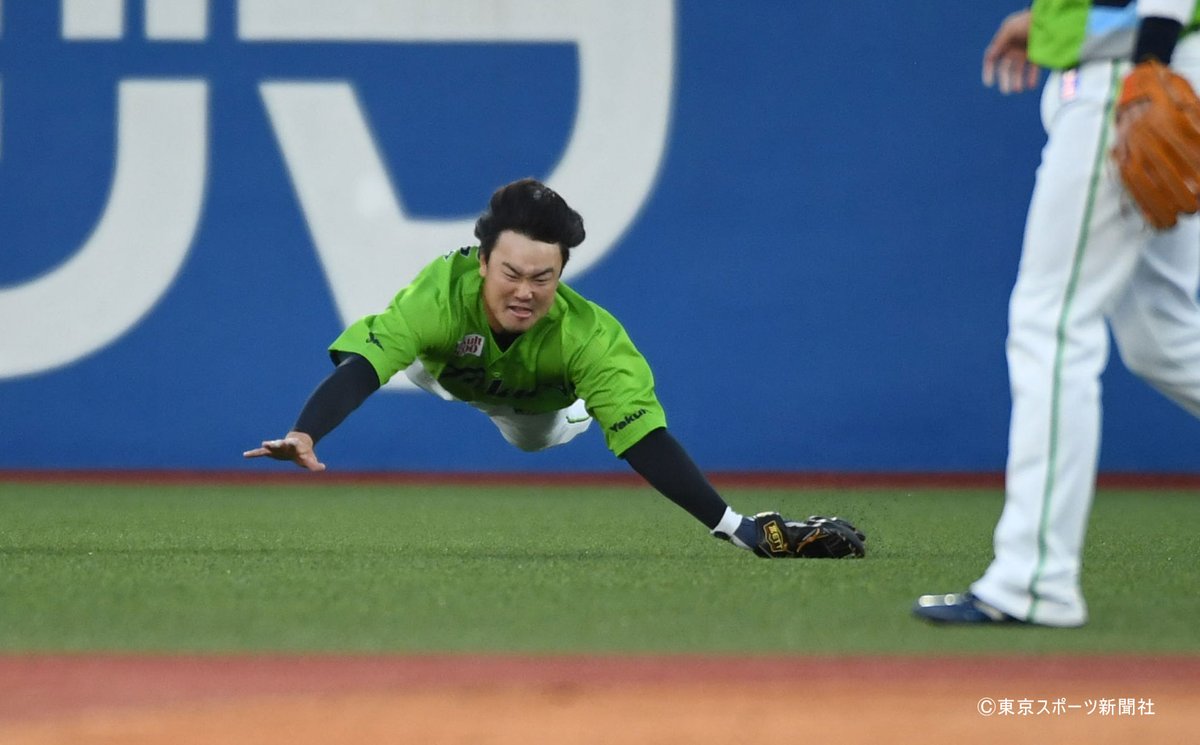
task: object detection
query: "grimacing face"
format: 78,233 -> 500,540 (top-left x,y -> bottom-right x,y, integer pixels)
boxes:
479,230 -> 563,334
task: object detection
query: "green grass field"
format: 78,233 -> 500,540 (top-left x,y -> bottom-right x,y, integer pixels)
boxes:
1,480 -> 1196,655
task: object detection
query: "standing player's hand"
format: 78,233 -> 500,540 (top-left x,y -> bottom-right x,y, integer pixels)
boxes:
983,9 -> 1041,94
243,431 -> 326,471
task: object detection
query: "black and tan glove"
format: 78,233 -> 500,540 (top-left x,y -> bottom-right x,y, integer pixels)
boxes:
748,513 -> 866,559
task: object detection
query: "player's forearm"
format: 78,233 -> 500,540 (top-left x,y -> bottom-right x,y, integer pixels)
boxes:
1134,16 -> 1185,63
1134,1 -> 1195,63
620,427 -> 728,529
291,353 -> 380,445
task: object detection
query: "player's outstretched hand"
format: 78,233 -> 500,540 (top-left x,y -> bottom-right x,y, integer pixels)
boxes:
982,9 -> 1040,94
243,431 -> 326,472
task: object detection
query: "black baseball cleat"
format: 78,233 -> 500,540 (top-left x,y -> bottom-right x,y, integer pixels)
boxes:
912,591 -> 1023,624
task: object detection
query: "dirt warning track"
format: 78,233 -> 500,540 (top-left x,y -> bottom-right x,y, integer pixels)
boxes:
1,654 -> 1196,744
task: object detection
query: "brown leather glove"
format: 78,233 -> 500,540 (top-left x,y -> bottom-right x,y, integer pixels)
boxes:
1112,60 -> 1200,230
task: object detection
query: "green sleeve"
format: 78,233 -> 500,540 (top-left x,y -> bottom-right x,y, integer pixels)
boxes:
328,309 -> 420,387
1028,0 -> 1089,70
328,257 -> 455,385
567,308 -> 667,456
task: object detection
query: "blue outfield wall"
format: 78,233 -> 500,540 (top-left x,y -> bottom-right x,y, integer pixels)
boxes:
1,1 -> 1197,473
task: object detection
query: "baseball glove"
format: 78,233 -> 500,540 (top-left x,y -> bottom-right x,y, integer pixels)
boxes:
749,513 -> 866,559
1112,60 -> 1200,230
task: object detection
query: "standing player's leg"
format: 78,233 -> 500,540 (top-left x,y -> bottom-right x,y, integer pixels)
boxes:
1110,220 -> 1200,414
977,62 -> 1153,626
917,62 -> 1146,626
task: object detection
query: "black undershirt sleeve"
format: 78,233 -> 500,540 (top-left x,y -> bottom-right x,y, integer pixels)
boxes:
620,427 -> 730,529
1134,16 -> 1184,64
291,353 -> 381,445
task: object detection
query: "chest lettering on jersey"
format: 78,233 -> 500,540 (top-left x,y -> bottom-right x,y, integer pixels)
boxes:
441,364 -> 543,400
484,378 -> 536,399
441,364 -> 486,388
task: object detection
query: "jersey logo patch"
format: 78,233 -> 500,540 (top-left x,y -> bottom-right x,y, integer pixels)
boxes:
455,333 -> 485,357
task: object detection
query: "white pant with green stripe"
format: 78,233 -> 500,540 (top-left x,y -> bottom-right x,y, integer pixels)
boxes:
972,39 -> 1200,627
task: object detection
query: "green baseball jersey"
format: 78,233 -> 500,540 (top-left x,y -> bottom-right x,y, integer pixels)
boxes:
329,247 -> 667,456
1030,1 -> 1200,70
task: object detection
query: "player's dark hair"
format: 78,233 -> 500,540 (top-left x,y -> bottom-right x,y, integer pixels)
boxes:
474,178 -> 585,268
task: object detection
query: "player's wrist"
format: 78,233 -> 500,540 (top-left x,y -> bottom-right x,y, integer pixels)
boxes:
1133,16 -> 1184,65
710,507 -> 756,550
284,431 -> 315,448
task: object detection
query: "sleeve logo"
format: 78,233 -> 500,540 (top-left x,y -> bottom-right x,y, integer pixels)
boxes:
608,407 -> 647,433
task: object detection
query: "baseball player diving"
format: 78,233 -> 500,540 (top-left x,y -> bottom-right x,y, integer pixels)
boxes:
916,1 -> 1200,625
246,178 -> 865,560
